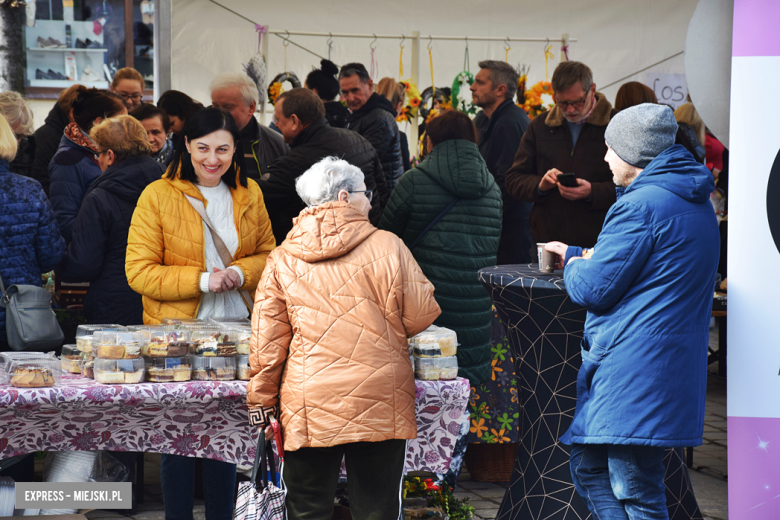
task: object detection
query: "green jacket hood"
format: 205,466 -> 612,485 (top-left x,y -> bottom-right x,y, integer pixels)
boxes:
416,140 -> 495,199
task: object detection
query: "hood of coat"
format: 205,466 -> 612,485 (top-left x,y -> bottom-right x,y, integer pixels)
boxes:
282,201 -> 377,263
44,103 -> 70,132
625,144 -> 714,203
89,155 -> 164,202
416,139 -> 496,199
351,93 -> 397,120
545,92 -> 613,128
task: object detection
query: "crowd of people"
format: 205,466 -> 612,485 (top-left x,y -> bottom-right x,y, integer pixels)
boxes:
0,56 -> 726,520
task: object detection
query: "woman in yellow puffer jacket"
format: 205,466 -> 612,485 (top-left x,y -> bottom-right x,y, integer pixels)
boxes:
126,107 -> 275,324
125,108 -> 275,520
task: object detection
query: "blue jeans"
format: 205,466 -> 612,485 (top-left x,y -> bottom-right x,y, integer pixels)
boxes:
570,443 -> 668,520
160,454 -> 236,520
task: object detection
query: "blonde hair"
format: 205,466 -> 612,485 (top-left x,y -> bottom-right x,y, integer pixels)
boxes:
0,114 -> 18,161
111,67 -> 144,90
375,77 -> 405,107
674,102 -> 705,146
90,115 -> 152,162
0,91 -> 34,136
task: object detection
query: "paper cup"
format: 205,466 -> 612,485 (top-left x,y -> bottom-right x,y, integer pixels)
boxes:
537,243 -> 554,273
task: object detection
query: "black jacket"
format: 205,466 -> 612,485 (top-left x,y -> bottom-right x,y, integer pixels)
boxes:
347,93 -> 404,189
31,103 -> 70,196
59,155 -> 164,325
325,101 -> 350,129
474,99 -> 532,263
10,135 -> 36,181
259,117 -> 389,245
240,116 -> 289,184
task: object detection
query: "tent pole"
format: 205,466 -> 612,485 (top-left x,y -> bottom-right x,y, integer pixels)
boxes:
410,30 -> 420,159
260,25 -> 270,124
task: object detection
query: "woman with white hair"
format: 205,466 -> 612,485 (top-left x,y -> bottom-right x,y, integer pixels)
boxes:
0,91 -> 36,180
209,72 -> 287,182
247,156 -> 441,519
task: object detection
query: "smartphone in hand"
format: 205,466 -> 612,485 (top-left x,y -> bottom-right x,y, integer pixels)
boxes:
557,173 -> 579,188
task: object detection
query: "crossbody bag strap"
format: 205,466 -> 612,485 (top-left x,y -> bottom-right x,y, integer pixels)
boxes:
184,194 -> 254,310
408,197 -> 461,250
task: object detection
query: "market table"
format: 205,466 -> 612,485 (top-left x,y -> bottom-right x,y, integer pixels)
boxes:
479,265 -> 703,520
0,374 -> 470,475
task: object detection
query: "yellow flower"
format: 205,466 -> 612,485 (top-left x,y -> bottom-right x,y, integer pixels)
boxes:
470,418 -> 487,437
492,428 -> 511,443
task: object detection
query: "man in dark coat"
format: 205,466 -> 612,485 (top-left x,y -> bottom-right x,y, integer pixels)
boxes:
339,63 -> 404,190
30,90 -> 76,196
472,60 -> 532,264
505,61 -> 617,248
210,72 -> 288,183
260,88 -> 389,245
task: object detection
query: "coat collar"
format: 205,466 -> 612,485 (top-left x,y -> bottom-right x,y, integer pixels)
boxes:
544,92 -> 613,128
163,161 -> 250,208
292,117 -> 328,148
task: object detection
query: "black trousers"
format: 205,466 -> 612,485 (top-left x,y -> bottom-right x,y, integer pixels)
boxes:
283,439 -> 406,520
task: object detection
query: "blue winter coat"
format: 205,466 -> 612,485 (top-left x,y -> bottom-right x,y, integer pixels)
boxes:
0,160 -> 66,345
49,133 -> 102,243
560,145 -> 719,448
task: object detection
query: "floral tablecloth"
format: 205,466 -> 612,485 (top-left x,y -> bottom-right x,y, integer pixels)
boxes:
0,374 -> 469,475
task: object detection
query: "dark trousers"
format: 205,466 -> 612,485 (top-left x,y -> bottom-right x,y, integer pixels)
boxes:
283,439 -> 406,520
160,454 -> 236,520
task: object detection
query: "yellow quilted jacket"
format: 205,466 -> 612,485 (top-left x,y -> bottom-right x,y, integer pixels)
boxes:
247,202 -> 442,452
126,170 -> 275,324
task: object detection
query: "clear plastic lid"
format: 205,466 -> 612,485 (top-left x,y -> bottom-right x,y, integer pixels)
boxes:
145,356 -> 192,382
234,329 -> 252,355
95,331 -> 145,359
144,328 -> 192,357
76,324 -> 126,336
61,345 -> 80,358
208,316 -> 250,326
412,344 -> 443,358
414,357 -> 439,368
60,345 -> 81,374
145,357 -> 192,369
94,358 -> 145,384
437,356 -> 459,380
192,356 -> 236,381
235,354 -> 251,380
6,357 -> 62,387
189,328 -> 238,357
410,326 -> 458,348
75,335 -> 93,353
160,317 -> 207,327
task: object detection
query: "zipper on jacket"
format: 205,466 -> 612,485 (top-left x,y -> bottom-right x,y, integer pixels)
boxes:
251,139 -> 261,176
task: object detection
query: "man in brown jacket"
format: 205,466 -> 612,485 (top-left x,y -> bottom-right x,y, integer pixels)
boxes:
505,61 -> 617,248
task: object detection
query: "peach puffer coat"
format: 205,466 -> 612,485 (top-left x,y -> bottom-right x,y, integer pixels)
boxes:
126,168 -> 276,324
247,201 -> 441,452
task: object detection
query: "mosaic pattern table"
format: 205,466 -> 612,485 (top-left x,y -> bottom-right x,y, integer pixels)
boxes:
479,265 -> 703,520
0,375 -> 469,475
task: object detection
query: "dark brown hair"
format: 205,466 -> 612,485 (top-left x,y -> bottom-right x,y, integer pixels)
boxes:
70,86 -> 126,132
130,103 -> 171,133
426,110 -> 477,146
551,61 -> 594,95
276,88 -> 326,125
614,81 -> 658,111
57,83 -> 84,115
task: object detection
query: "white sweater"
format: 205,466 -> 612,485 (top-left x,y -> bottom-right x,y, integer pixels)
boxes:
196,182 -> 248,319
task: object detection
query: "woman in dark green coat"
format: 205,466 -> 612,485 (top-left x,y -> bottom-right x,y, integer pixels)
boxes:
379,110 -> 502,385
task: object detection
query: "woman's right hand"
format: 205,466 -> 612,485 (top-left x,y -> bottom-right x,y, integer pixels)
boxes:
209,268 -> 240,293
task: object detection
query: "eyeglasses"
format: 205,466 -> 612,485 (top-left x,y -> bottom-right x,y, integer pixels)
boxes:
349,190 -> 373,202
117,92 -> 143,101
556,92 -> 590,110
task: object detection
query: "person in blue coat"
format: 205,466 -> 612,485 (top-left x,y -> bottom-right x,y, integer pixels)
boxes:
0,114 -> 65,351
545,104 -> 719,520
49,87 -> 127,243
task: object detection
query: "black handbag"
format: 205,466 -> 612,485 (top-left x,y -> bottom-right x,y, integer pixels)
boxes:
0,273 -> 64,351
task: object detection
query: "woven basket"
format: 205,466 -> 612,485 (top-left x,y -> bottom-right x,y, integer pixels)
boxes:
464,443 -> 516,482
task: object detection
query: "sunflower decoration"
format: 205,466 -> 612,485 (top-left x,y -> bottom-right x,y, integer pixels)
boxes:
396,80 -> 422,123
523,80 -> 555,119
267,72 -> 301,106
268,82 -> 284,106
516,64 -> 530,105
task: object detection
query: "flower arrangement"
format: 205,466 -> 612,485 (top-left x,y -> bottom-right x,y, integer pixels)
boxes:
267,72 -> 301,106
268,82 -> 284,106
451,71 -> 476,116
522,80 -> 555,119
397,80 -> 422,123
402,476 -> 475,519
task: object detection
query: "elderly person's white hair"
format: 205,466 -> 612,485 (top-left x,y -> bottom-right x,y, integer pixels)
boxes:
209,72 -> 259,107
0,91 -> 34,136
296,156 -> 365,207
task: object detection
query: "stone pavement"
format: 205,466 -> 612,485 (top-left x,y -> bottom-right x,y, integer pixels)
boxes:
83,323 -> 729,520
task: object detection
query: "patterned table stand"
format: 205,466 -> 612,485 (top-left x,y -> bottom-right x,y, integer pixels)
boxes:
479,265 -> 703,520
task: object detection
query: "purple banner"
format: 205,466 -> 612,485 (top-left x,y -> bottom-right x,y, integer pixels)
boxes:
728,416 -> 780,518
733,0 -> 780,56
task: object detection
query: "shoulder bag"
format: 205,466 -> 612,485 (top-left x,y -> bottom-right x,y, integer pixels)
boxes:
0,273 -> 64,352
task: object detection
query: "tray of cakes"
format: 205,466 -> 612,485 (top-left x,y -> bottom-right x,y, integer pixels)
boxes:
5,356 -> 61,388
76,324 -> 127,354
413,356 -> 459,381
228,326 -> 252,355
192,356 -> 235,381
94,358 -> 145,384
60,345 -> 82,374
188,327 -> 238,357
236,355 -> 251,380
146,357 -> 192,382
143,328 -> 191,357
95,331 -> 144,359
409,326 -> 458,358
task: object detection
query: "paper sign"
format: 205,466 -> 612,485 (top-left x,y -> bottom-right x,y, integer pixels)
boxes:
646,73 -> 688,109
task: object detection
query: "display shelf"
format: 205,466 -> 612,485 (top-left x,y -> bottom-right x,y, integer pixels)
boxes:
29,79 -> 109,88
27,47 -> 107,53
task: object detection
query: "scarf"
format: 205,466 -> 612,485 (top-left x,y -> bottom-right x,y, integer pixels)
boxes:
64,122 -> 98,152
154,139 -> 173,164
574,93 -> 598,126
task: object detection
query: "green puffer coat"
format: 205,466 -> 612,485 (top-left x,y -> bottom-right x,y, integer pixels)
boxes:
379,139 -> 502,385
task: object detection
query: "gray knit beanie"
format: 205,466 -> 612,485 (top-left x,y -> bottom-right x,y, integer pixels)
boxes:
604,103 -> 678,168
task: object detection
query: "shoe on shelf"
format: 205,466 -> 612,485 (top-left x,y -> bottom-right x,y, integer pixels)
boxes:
35,68 -> 46,79
75,38 -> 87,49
49,38 -> 67,48
47,69 -> 68,80
85,38 -> 102,49
37,36 -> 57,48
80,66 -> 102,83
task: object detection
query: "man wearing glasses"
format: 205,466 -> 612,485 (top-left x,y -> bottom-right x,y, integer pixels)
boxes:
339,63 -> 404,190
505,61 -> 617,249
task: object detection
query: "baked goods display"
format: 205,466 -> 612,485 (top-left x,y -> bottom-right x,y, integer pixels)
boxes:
192,356 -> 235,381
144,328 -> 192,357
6,358 -> 61,388
146,357 -> 192,382
189,328 -> 238,357
76,324 -> 127,354
236,355 -> 251,380
80,355 -> 95,378
234,329 -> 251,355
160,317 -> 206,327
60,345 -> 82,374
409,326 -> 458,358
413,356 -> 459,381
96,332 -> 144,359
94,358 -> 145,384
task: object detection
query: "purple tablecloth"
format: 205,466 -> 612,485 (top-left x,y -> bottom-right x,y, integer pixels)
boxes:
0,374 -> 469,474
